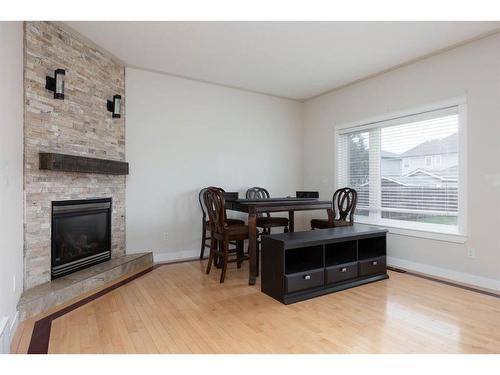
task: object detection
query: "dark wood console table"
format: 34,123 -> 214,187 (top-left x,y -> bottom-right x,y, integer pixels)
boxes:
261,224 -> 389,304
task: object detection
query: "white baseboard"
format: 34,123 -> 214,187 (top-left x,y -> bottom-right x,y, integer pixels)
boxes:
387,256 -> 500,292
153,249 -> 200,264
9,311 -> 19,349
0,310 -> 19,354
0,317 -> 8,354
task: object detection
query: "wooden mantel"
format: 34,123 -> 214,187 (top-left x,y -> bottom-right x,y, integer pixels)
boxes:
39,152 -> 129,175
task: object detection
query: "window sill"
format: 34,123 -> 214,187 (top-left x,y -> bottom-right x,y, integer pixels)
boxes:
354,218 -> 467,243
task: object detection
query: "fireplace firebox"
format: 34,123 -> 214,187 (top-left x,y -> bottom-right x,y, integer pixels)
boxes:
51,198 -> 112,279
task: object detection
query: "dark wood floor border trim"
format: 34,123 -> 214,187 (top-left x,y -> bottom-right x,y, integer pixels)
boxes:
386,266 -> 500,299
28,266 -> 155,354
27,259 -> 202,354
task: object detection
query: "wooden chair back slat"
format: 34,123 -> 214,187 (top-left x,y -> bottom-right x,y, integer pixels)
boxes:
203,188 -> 227,234
246,187 -> 271,218
199,187 -> 209,222
332,187 -> 357,225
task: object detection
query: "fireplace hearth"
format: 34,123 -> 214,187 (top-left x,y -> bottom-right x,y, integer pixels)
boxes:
51,198 -> 112,278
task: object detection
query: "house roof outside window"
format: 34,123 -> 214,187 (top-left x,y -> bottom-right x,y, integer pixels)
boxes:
400,132 -> 458,158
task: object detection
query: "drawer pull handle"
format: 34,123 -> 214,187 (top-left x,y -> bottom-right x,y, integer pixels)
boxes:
341,267 -> 347,273
372,261 -> 378,266
304,275 -> 311,280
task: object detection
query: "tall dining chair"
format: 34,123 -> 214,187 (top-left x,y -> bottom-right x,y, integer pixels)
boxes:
203,188 -> 249,283
310,187 -> 357,229
199,187 -> 244,260
245,187 -> 289,235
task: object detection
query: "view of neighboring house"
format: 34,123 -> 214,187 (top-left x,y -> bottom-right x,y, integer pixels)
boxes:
400,132 -> 458,175
357,132 -> 459,222
382,132 -> 458,221
381,132 -> 458,185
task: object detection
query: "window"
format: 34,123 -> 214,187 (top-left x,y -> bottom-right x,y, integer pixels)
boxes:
337,102 -> 465,237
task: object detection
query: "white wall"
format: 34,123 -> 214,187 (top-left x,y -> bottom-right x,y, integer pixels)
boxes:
303,33 -> 500,289
126,68 -> 303,262
0,21 -> 24,352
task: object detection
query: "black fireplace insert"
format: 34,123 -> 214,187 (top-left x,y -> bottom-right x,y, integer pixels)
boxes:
51,198 -> 112,279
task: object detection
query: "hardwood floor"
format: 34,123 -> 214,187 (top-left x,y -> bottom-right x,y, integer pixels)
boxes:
12,260 -> 500,354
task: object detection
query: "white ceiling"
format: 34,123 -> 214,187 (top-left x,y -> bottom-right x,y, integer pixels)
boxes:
66,21 -> 500,101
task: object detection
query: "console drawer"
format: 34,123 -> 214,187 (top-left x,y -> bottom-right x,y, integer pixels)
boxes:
326,262 -> 358,284
359,256 -> 386,276
285,269 -> 324,293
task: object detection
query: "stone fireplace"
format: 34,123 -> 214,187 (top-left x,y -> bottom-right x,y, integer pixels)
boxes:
17,21 -> 154,322
23,21 -> 126,290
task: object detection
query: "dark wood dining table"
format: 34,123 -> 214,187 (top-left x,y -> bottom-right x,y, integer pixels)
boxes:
225,197 -> 332,285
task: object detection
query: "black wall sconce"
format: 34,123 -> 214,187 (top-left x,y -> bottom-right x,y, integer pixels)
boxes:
45,69 -> 66,99
107,95 -> 121,118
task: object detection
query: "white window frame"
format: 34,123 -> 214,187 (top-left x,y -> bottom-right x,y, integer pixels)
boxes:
333,97 -> 468,243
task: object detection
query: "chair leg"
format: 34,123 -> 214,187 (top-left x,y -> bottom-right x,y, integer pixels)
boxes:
220,240 -> 229,283
200,221 -> 207,260
256,245 -> 260,278
236,240 -> 244,268
206,237 -> 216,275
255,236 -> 262,277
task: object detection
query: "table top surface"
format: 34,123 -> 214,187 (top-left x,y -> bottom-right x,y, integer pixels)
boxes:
226,197 -> 331,205
263,224 -> 388,248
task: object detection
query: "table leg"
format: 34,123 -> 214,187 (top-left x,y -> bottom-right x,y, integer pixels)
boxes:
288,210 -> 295,232
248,209 -> 257,285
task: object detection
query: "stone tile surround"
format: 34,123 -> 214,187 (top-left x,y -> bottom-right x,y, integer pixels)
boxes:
24,21 -> 126,290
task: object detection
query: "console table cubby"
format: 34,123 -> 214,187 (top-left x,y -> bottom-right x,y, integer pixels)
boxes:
261,224 -> 389,304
